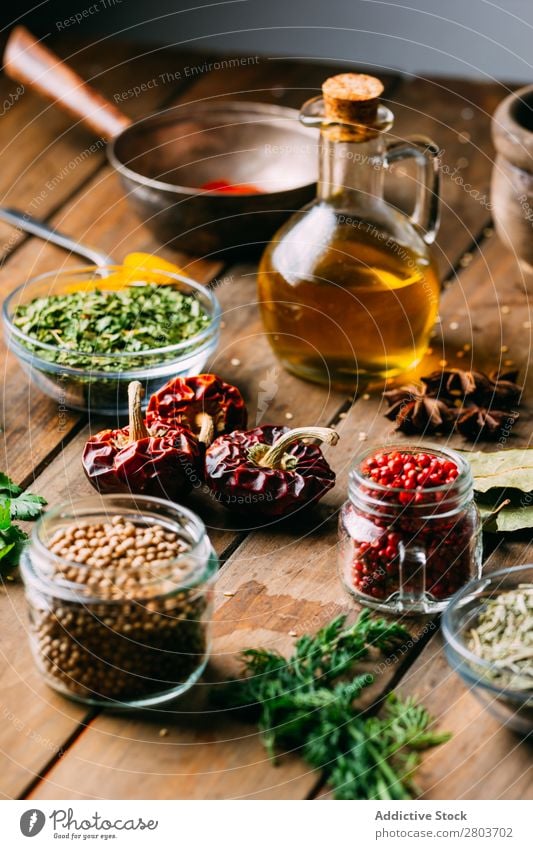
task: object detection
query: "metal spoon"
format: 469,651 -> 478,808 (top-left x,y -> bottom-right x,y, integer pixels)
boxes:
0,207 -> 114,266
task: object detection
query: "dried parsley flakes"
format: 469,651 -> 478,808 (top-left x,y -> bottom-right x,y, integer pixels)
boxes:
13,285 -> 211,372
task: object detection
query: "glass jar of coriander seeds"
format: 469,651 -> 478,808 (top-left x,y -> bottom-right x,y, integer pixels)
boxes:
338,444 -> 482,614
20,494 -> 217,708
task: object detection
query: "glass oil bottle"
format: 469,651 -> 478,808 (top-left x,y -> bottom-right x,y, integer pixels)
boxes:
258,73 -> 441,389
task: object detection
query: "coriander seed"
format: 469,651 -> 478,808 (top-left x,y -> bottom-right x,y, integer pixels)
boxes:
21,496 -> 217,708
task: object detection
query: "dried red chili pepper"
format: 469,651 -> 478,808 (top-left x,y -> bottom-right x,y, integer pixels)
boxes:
146,373 -> 247,445
204,425 -> 339,517
82,381 -> 200,499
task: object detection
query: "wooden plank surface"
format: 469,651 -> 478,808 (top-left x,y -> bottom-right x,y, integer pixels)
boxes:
387,76 -> 505,278
0,36 -> 530,801
21,68 -> 498,797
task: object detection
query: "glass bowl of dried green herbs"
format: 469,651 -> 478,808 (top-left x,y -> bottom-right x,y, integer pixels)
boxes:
3,266 -> 221,415
443,564 -> 533,734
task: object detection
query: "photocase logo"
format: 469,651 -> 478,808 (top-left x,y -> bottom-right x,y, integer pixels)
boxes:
20,809 -> 46,837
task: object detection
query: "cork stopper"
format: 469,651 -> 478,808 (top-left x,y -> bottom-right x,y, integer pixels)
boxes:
322,73 -> 384,125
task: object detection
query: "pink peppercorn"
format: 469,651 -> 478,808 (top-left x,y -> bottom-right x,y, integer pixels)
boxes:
338,445 -> 482,614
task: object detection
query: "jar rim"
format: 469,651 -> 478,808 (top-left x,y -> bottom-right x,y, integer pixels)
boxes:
21,494 -> 217,602
350,442 -> 473,493
348,443 -> 474,518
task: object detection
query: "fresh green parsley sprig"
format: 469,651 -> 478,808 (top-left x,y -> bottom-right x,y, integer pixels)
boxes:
0,473 -> 46,577
217,611 -> 450,799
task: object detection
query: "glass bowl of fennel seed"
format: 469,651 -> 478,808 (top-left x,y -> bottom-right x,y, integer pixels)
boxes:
443,565 -> 533,734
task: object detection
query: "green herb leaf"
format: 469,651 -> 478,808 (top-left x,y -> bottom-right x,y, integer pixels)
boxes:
0,472 -> 22,497
7,492 -> 47,521
0,474 -> 46,576
0,491 -> 47,521
0,524 -> 29,577
0,499 -> 11,530
216,612 -> 449,799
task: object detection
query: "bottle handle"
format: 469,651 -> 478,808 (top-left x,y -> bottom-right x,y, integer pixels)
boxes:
385,135 -> 441,244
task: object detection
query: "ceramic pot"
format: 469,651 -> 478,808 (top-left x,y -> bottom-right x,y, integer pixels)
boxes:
491,84 -> 533,271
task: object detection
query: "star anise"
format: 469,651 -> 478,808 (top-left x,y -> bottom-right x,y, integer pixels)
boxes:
383,366 -> 521,441
383,385 -> 456,434
485,369 -> 522,408
421,368 -> 522,408
421,369 -> 479,402
456,406 -> 519,440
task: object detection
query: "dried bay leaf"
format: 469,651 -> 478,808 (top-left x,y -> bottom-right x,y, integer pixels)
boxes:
477,499 -> 533,533
459,448 -> 533,493
458,450 -> 533,533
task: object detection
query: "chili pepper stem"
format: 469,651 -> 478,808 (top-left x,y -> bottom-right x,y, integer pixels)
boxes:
128,381 -> 149,442
252,427 -> 339,470
196,412 -> 215,446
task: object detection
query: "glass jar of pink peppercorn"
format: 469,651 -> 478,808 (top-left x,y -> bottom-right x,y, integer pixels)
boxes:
338,444 -> 482,614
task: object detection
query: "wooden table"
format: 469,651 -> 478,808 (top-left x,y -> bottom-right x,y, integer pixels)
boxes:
0,37 -> 531,801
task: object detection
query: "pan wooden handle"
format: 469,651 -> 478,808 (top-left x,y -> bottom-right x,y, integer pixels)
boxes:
3,26 -> 131,140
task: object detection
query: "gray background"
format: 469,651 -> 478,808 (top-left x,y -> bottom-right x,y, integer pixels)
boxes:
11,0 -> 533,82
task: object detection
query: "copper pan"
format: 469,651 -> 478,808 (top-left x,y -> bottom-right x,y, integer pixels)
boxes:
4,27 -> 317,257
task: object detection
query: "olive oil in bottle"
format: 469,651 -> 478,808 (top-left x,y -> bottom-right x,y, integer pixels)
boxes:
258,73 -> 441,389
